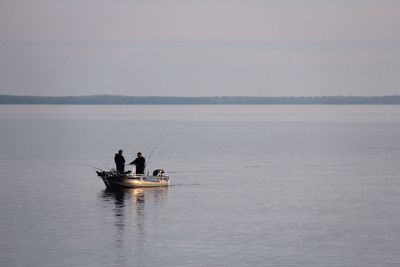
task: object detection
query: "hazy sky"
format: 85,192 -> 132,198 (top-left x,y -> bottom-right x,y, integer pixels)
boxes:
1,0 -> 399,96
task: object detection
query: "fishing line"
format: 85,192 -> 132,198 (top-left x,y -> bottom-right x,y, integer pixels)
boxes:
145,134 -> 169,172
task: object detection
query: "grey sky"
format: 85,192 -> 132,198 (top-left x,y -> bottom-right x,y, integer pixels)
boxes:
1,0 -> 399,96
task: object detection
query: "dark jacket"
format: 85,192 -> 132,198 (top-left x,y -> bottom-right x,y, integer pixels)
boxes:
114,153 -> 125,172
129,156 -> 145,174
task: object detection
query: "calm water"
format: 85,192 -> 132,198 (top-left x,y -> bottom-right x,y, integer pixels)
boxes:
0,105 -> 400,267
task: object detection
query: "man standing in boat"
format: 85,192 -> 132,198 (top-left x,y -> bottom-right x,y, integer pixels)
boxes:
114,149 -> 126,173
129,152 -> 146,174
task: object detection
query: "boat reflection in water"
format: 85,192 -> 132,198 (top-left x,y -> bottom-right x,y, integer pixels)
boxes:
98,187 -> 169,265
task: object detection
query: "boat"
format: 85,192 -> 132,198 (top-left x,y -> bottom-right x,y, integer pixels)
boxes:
96,168 -> 170,188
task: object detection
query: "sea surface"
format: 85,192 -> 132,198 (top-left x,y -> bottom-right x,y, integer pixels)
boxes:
0,105 -> 399,267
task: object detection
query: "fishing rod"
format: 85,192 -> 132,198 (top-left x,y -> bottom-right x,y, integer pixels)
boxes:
145,134 -> 169,172
87,163 -> 111,172
86,165 -> 103,171
87,165 -> 109,178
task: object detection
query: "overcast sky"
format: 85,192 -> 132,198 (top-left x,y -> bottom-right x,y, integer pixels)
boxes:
0,0 -> 399,96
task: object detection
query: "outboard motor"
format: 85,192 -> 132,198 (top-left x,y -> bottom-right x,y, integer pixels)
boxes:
153,169 -> 165,176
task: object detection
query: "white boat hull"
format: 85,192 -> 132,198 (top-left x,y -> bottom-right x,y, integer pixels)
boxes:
97,170 -> 170,188
105,175 -> 170,188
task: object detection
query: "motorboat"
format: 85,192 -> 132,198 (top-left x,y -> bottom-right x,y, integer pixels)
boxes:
96,168 -> 170,188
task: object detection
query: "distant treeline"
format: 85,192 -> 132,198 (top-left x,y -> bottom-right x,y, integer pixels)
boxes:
1,95 -> 400,105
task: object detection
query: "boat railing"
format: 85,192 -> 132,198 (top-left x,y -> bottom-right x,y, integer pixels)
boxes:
127,174 -> 170,181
